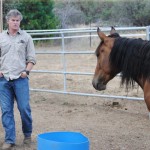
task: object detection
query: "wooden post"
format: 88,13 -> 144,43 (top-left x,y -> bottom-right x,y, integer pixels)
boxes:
0,0 -> 3,32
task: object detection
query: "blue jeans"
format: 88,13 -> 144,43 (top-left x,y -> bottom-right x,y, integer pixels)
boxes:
0,77 -> 32,144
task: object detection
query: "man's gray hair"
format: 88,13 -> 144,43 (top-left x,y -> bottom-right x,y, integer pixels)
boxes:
6,9 -> 23,21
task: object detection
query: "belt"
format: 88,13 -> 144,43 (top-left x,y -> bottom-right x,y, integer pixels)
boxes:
9,78 -> 15,82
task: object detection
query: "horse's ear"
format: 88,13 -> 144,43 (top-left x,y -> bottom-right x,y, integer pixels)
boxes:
97,27 -> 107,41
110,26 -> 116,35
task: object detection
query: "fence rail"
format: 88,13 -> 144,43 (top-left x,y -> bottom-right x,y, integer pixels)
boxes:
30,26 -> 150,101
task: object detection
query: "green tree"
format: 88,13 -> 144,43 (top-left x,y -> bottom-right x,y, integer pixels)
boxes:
77,1 -> 102,25
100,1 -> 113,21
75,0 -> 113,25
111,0 -> 150,26
3,0 -> 59,30
54,1 -> 84,28
3,0 -> 20,29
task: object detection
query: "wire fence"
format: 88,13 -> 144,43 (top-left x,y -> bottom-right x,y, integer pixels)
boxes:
30,26 -> 150,101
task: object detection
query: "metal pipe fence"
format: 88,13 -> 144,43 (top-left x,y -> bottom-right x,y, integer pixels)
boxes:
30,26 -> 150,101
0,0 -> 3,32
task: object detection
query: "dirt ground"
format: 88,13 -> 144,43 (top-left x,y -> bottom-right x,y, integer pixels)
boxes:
1,92 -> 150,150
0,32 -> 150,150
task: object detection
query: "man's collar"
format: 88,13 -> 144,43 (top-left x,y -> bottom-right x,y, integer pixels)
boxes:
6,28 -> 22,35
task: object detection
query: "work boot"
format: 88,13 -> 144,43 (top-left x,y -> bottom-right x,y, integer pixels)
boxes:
2,143 -> 15,150
23,136 -> 31,144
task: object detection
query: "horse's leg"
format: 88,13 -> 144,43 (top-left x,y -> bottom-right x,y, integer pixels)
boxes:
143,81 -> 150,119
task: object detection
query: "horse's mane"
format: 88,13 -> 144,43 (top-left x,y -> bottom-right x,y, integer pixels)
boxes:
110,37 -> 150,87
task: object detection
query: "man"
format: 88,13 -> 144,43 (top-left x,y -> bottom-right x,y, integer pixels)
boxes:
0,9 -> 36,149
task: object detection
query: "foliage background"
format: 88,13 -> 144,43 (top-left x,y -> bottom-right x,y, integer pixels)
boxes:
3,0 -> 59,30
2,0 -> 150,30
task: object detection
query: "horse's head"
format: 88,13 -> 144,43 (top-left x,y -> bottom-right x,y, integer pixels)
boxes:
92,27 -> 120,91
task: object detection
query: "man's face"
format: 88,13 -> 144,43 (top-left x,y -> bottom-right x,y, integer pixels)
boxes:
7,16 -> 21,31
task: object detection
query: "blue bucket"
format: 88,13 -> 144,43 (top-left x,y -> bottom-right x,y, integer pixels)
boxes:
37,131 -> 89,150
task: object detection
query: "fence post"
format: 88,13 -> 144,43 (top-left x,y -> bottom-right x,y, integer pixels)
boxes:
61,32 -> 67,93
146,26 -> 150,40
0,0 -> 3,32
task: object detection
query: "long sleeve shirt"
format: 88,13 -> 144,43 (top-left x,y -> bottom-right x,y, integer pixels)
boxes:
0,29 -> 36,80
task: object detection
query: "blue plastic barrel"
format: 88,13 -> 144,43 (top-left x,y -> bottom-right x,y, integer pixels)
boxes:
37,131 -> 89,150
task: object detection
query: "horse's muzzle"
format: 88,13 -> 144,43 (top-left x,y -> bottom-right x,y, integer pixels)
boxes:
92,79 -> 106,91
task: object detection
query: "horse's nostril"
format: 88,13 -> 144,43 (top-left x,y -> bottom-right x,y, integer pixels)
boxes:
96,83 -> 99,90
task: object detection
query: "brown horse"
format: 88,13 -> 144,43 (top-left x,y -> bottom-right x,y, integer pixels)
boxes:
92,27 -> 150,119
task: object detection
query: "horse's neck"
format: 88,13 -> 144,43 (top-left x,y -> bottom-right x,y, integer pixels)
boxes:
136,78 -> 145,90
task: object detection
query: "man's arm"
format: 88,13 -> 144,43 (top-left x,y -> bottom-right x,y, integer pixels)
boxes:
21,62 -> 34,78
26,62 -> 34,72
26,34 -> 36,65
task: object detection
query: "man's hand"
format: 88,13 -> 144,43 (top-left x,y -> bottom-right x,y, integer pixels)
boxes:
21,71 -> 28,78
0,72 -> 3,77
